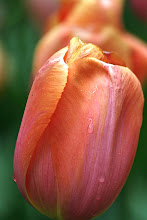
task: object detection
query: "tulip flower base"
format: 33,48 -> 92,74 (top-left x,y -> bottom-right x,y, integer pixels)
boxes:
14,37 -> 144,220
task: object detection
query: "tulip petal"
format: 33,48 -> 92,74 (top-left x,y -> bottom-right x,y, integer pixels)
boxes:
64,36 -> 107,65
44,0 -> 124,34
103,51 -> 126,67
14,48 -> 68,202
33,25 -> 73,77
33,26 -> 131,78
72,63 -> 144,219
65,0 -> 123,29
26,127 -> 57,218
58,0 -> 80,22
44,57 -> 143,219
78,27 -> 131,67
48,58 -> 110,220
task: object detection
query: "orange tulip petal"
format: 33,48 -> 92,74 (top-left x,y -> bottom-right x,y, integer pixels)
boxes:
103,51 -> 126,66
64,0 -> 123,30
34,26 -> 132,79
58,0 -> 80,22
64,37 -> 107,64
33,25 -> 74,77
46,57 -> 111,219
44,54 -> 143,219
26,127 -> 57,218
70,63 -> 144,219
14,48 -> 68,202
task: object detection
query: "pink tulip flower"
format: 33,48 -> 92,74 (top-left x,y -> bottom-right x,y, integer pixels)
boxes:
14,37 -> 144,220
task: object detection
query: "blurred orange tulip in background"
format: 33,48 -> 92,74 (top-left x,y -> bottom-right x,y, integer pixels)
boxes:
32,0 -> 147,84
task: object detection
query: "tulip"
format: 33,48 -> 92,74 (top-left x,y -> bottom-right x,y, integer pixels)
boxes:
14,37 -> 144,220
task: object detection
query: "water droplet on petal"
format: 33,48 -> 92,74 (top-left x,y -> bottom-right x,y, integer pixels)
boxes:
88,118 -> 93,134
99,176 -> 105,183
13,173 -> 16,182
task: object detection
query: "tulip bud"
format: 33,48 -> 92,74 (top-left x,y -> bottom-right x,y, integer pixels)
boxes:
14,37 -> 144,220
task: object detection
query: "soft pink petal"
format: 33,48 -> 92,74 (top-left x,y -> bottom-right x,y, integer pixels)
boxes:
69,63 -> 144,219
46,57 -> 143,219
26,127 -> 57,218
33,25 -> 74,77
14,47 -> 68,202
46,57 -> 111,220
62,0 -> 124,29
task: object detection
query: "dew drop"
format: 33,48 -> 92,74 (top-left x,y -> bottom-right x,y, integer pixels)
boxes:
99,176 -> 105,183
88,118 -> 93,134
13,174 -> 16,183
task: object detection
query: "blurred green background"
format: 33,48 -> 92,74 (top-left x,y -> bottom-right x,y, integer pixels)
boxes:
0,0 -> 147,219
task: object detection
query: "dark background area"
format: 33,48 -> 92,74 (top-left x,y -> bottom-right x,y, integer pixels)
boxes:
0,0 -> 147,219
